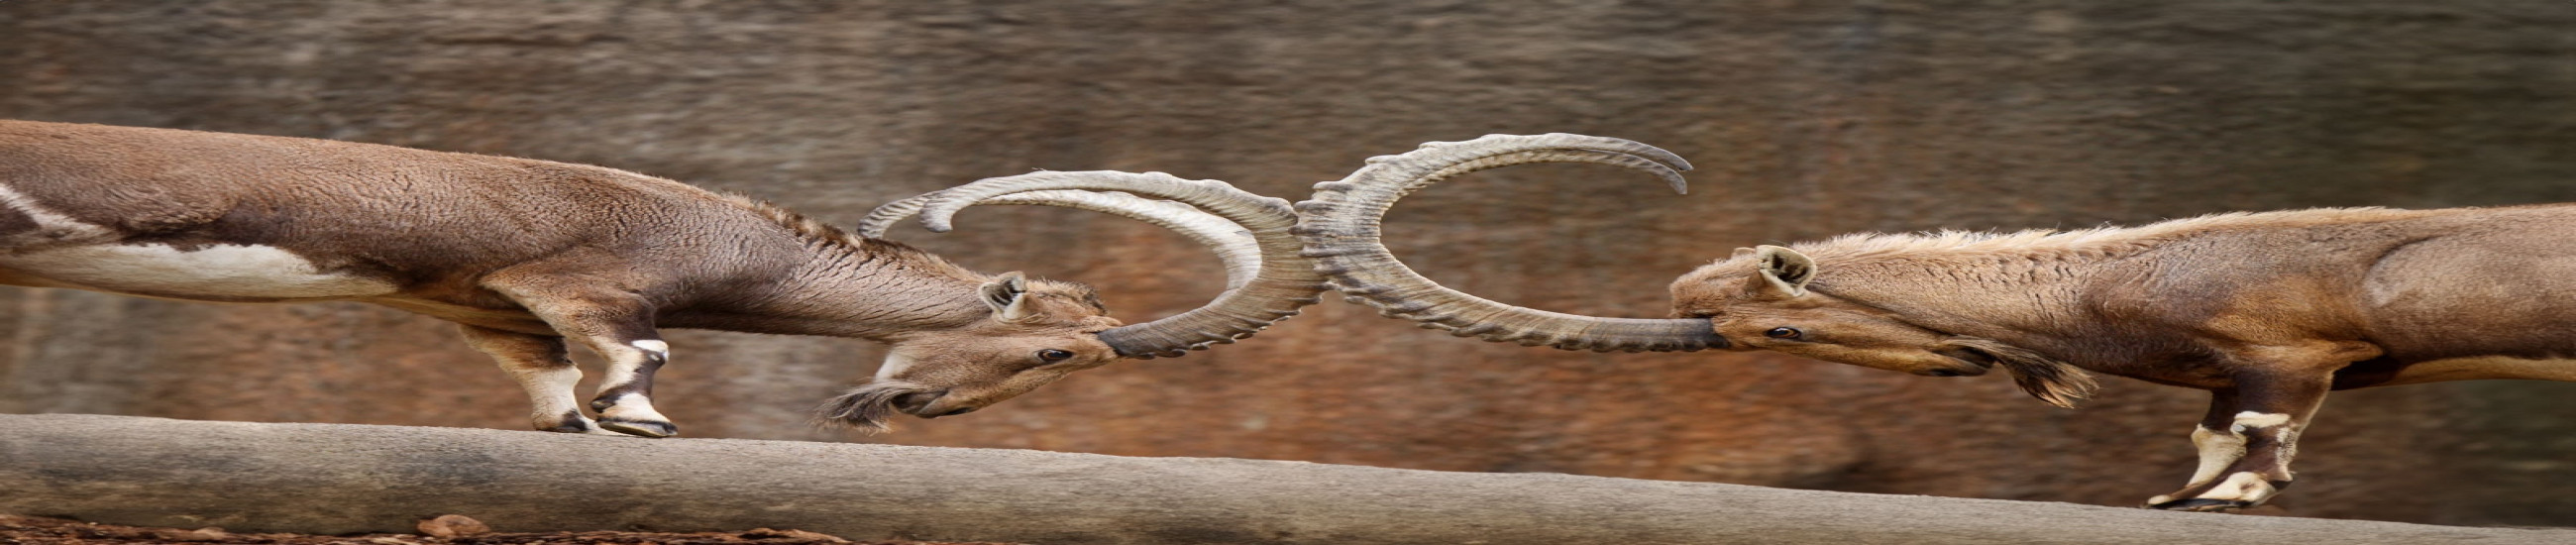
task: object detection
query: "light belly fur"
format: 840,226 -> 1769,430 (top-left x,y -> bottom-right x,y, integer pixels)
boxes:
2380,356 -> 2576,385
0,243 -> 397,300
0,185 -> 399,301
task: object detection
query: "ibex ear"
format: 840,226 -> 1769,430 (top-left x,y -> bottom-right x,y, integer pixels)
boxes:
979,272 -> 1034,322
1748,245 -> 1817,297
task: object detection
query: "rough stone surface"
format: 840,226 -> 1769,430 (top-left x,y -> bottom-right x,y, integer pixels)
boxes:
0,512 -> 973,545
0,0 -> 2571,527
416,514 -> 493,539
3,415 -> 2572,545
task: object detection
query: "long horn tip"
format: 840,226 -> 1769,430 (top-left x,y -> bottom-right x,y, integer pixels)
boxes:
917,212 -> 958,233
1653,149 -> 1695,172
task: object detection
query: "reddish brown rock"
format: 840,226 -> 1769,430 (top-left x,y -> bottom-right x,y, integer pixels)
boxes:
155,527 -> 232,542
417,514 -> 491,538
743,528 -> 853,543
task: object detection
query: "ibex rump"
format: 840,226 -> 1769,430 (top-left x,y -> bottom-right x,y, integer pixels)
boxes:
0,120 -> 1326,436
1295,134 -> 2576,511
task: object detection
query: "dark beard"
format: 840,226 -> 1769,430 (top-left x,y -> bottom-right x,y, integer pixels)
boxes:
1938,336 -> 2098,408
813,381 -> 926,433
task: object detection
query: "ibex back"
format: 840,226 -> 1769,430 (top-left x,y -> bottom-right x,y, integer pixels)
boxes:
0,120 -> 1327,436
1293,134 -> 2575,513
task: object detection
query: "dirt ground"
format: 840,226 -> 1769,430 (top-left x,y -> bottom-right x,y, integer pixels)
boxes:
0,514 -> 1024,545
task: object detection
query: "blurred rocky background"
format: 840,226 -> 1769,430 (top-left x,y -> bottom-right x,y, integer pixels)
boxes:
1,0 -> 2569,527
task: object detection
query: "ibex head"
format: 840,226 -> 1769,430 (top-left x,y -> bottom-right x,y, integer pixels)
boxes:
1670,245 -> 2095,407
828,272 -> 1123,423
824,171 -> 1329,431
1295,134 -> 2092,407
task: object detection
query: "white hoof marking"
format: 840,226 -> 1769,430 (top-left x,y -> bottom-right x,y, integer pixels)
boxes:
2230,411 -> 2291,433
2186,426 -> 2249,487
2196,472 -> 2277,503
631,340 -> 670,358
600,394 -> 672,424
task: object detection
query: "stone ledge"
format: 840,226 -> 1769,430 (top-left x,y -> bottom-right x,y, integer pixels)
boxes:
0,414 -> 2564,545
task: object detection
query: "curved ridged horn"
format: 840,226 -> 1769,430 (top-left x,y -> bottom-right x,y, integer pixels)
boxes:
905,171 -> 1329,359
856,191 -> 947,239
869,189 -> 1260,291
1291,134 -> 1727,353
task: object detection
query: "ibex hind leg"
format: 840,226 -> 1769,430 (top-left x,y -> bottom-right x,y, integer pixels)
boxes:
457,324 -> 620,436
0,194 -> 42,244
587,337 -> 677,438
2147,369 -> 2333,512
0,183 -> 121,252
483,271 -> 681,438
2146,389 -> 2248,509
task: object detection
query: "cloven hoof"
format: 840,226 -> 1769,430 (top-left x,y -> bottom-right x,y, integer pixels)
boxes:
2147,497 -> 2253,512
597,418 -> 679,438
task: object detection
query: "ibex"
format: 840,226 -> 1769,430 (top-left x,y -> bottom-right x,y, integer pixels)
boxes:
1295,134 -> 2576,512
0,120 -> 1328,437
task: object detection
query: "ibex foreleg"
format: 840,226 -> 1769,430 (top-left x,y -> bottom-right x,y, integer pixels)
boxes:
2147,366 -> 2334,511
457,324 -> 615,435
587,334 -> 675,438
2147,390 -> 2248,507
484,272 -> 680,438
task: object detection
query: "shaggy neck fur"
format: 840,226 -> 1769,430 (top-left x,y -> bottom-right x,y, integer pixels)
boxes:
717,192 -> 982,279
688,193 -> 1004,339
1791,207 -> 2425,268
1789,207 -> 2433,330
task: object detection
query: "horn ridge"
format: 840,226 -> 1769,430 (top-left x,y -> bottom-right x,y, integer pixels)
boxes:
866,189 -> 1264,292
1293,134 -> 1727,353
900,170 -> 1329,359
855,190 -> 944,239
977,190 -> 1262,291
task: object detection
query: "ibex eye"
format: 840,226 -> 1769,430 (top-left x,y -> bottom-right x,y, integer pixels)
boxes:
1036,349 -> 1075,362
1765,327 -> 1803,340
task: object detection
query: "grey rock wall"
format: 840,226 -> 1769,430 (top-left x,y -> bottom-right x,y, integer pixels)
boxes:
1,0 -> 2570,526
